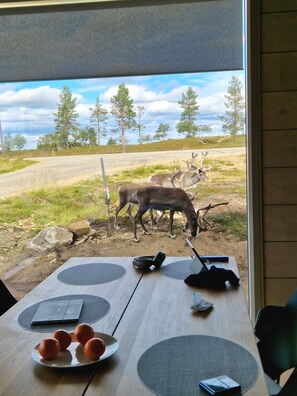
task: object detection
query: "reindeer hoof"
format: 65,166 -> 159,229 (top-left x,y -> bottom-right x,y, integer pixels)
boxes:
114,224 -> 120,230
132,237 -> 140,243
168,234 -> 176,239
143,231 -> 151,235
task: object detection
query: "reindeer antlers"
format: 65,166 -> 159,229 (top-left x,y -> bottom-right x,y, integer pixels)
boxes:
185,151 -> 210,171
196,201 -> 229,233
200,151 -> 209,169
185,152 -> 197,170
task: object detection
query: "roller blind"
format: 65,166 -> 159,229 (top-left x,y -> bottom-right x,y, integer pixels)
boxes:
0,0 -> 243,82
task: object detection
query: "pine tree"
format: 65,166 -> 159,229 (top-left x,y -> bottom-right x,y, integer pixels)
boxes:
107,137 -> 117,145
110,83 -> 136,153
218,76 -> 245,136
4,132 -> 13,151
177,87 -> 211,138
90,97 -> 108,145
53,85 -> 79,149
176,87 -> 199,138
136,106 -> 145,144
154,123 -> 170,141
37,133 -> 58,150
13,134 -> 26,151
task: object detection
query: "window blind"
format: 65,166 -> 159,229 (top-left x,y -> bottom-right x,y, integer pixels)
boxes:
0,0 -> 243,82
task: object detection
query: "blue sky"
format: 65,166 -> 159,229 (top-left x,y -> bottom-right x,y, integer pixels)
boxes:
0,70 -> 245,149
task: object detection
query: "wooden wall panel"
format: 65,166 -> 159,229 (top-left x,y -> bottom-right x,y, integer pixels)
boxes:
261,12 -> 297,53
263,205 -> 297,241
262,130 -> 297,167
262,91 -> 297,130
260,1 -> 297,307
263,168 -> 297,204
262,0 -> 297,13
264,242 -> 297,277
261,53 -> 297,91
264,278 -> 297,306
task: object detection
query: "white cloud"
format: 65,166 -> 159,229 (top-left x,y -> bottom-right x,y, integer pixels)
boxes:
2,108 -> 54,130
0,83 -> 23,94
0,85 -> 87,133
0,86 -> 60,109
76,103 -> 91,118
200,92 -> 226,114
146,100 -> 180,115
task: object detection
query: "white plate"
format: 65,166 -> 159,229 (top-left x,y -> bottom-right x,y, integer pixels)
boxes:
32,331 -> 119,368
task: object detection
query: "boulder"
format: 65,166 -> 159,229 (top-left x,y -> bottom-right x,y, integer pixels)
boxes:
29,226 -> 73,253
67,220 -> 91,236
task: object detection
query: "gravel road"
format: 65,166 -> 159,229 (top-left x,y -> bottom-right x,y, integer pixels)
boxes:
0,148 -> 245,199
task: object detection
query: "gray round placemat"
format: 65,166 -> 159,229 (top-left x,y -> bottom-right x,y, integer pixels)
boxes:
57,263 -> 126,285
137,335 -> 259,396
159,260 -> 192,280
18,294 -> 110,333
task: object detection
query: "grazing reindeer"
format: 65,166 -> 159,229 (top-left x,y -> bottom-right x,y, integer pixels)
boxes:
148,152 -> 210,191
148,167 -> 209,189
114,183 -> 155,230
114,182 -> 176,231
171,167 -> 209,190
131,186 -> 198,242
114,153 -> 209,232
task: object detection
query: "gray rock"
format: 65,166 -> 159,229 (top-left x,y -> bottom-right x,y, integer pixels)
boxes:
29,226 -> 73,253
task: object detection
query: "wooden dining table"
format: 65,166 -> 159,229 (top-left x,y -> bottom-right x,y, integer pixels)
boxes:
0,256 -> 268,395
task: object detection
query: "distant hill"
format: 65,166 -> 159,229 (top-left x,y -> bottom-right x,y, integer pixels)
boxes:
15,135 -> 245,158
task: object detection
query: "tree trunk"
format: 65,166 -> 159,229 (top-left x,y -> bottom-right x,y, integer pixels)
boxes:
121,112 -> 125,153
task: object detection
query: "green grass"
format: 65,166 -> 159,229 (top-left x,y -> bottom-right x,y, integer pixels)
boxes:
0,158 -> 37,174
0,155 -> 247,239
211,212 -> 247,240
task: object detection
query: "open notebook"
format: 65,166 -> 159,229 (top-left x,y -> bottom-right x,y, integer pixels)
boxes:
31,299 -> 83,325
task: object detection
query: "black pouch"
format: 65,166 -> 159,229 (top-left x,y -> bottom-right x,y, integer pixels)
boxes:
184,266 -> 240,290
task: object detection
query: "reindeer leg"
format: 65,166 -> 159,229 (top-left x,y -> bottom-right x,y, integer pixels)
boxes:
114,200 -> 127,230
156,210 -> 165,224
149,208 -> 156,230
151,209 -> 165,230
133,208 -> 149,242
139,215 -> 151,235
128,204 -> 144,229
132,212 -> 140,243
127,204 -> 135,222
168,210 -> 176,239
